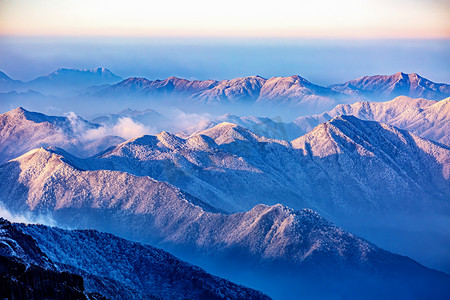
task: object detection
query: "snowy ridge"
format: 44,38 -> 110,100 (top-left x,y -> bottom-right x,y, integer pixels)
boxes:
0,218 -> 55,270
331,72 -> 450,101
0,107 -> 124,164
1,70 -> 448,109
294,96 -> 450,145
0,218 -> 268,299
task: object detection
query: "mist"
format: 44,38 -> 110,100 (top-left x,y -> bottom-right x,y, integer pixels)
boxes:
0,201 -> 57,226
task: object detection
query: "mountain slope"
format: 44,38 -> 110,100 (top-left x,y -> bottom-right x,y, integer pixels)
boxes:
294,96 -> 450,145
0,107 -> 124,163
331,72 -> 450,101
0,71 -> 23,92
0,218 -> 90,299
191,76 -> 266,104
1,218 -> 268,300
256,75 -> 343,109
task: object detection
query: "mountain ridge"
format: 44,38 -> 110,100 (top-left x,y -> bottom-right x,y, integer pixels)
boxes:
1,217 -> 269,299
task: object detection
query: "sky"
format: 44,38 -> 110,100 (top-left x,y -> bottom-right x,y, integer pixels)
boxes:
0,0 -> 449,38
0,0 -> 449,85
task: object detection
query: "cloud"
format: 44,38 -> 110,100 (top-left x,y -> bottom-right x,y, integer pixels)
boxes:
64,111 -> 157,141
165,108 -> 215,132
83,117 -> 156,140
0,202 -> 57,226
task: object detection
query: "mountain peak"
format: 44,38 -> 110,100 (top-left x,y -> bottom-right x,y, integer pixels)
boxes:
10,106 -> 27,114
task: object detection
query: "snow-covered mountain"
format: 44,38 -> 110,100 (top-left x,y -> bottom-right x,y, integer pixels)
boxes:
0,218 -> 268,299
256,75 -> 342,109
331,72 -> 450,101
92,72 -> 449,109
99,76 -> 217,98
2,70 -> 448,113
1,107 -> 447,216
79,116 -> 450,215
0,107 -> 124,163
294,96 -> 450,145
191,76 -> 266,104
94,75 -> 354,110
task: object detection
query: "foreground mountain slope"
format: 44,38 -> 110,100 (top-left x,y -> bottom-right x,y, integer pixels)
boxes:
294,96 -> 450,145
1,218 -> 267,299
0,107 -> 124,163
18,207 -> 450,300
0,218 -> 90,299
331,72 -> 450,101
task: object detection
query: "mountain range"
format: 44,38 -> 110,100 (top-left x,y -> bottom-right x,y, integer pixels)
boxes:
79,115 -> 449,215
1,69 -> 449,113
293,96 -> 450,145
181,96 -> 449,146
92,72 -> 450,108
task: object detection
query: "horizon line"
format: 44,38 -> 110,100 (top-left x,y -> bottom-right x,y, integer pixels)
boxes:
1,33 -> 449,41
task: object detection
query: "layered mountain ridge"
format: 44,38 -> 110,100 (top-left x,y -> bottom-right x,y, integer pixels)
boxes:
2,70 -> 448,112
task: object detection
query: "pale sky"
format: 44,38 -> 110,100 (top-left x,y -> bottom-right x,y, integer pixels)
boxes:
0,0 -> 449,38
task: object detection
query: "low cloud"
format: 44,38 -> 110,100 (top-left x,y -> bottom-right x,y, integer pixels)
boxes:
64,111 -> 157,141
83,117 -> 156,141
0,202 -> 57,226
164,108 -> 215,132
